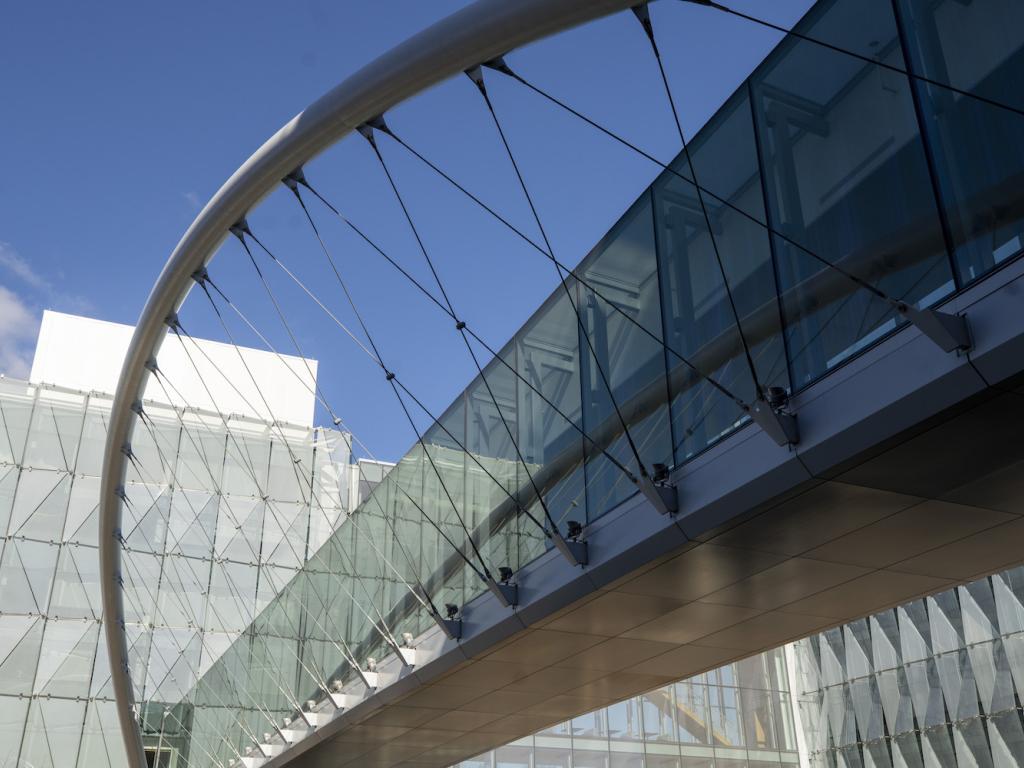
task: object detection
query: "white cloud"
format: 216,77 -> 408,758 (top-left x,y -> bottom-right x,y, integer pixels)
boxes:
0,284 -> 39,379
0,241 -> 95,320
182,191 -> 201,210
0,242 -> 51,293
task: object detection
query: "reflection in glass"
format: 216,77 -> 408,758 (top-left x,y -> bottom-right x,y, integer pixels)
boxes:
751,0 -> 954,386
896,0 -> 1024,285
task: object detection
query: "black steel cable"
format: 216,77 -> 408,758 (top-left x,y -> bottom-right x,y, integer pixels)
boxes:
200,275 -> 447,621
299,175 -> 643,482
468,71 -> 656,485
357,131 -> 568,543
237,226 -> 496,583
683,0 -> 1024,120
193,276 -> 419,652
486,60 -> 939,316
367,124 -> 749,418
635,4 -> 765,400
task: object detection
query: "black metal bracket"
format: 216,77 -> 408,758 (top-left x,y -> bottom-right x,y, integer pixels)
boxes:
639,474 -> 679,516
748,397 -> 800,446
485,576 -> 518,607
899,305 -> 971,353
436,616 -> 462,640
552,531 -> 588,566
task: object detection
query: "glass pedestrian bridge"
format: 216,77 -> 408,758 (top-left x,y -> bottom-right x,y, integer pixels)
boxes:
100,0 -> 1024,766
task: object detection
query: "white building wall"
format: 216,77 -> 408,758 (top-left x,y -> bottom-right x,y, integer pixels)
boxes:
30,310 -> 317,427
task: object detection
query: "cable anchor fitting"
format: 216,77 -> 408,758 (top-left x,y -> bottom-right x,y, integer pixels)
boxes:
436,601 -> 463,640
464,65 -> 487,95
283,167 -> 309,192
551,519 -> 588,566
631,4 -> 656,44
229,219 -> 251,241
357,115 -> 392,146
638,463 -> 679,516
485,572 -> 518,607
897,304 -> 971,353
481,56 -> 514,77
748,386 -> 799,447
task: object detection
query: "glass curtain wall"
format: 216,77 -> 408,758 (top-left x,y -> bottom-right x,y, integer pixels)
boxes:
0,377 -> 360,768
454,648 -> 800,768
792,565 -> 1024,767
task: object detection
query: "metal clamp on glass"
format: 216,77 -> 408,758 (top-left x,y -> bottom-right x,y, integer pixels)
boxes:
486,566 -> 518,607
639,464 -> 679,516
898,304 -> 971,353
748,387 -> 799,447
552,519 -> 588,566
438,603 -> 463,640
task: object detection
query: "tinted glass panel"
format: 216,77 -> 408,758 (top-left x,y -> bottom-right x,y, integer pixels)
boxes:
655,89 -> 786,462
578,193 -> 671,519
516,290 -> 586,539
897,0 -> 1024,284
752,0 -> 954,386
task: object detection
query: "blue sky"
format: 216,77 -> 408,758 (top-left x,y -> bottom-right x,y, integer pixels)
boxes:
0,0 -> 813,459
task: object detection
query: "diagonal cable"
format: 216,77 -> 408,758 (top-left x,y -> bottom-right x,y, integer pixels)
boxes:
192,274 -> 442,643
463,68 -> 659,489
681,0 -> 1024,120
479,56 -> 970,357
349,131 -> 570,545
199,275 -> 448,621
634,3 -> 765,401
233,225 -> 496,586
296,174 -> 644,485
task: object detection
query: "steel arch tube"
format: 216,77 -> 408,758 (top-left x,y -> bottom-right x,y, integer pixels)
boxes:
99,1 -> 641,764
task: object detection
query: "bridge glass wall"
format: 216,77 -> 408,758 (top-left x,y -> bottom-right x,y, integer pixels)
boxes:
183,0 -> 1024,761
454,647 -> 800,768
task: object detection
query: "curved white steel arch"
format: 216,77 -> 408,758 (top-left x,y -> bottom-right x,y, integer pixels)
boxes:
99,1 -> 642,764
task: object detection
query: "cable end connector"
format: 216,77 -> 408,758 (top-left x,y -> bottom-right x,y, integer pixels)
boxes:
638,466 -> 679,516
229,219 -> 251,241
552,520 -> 588,566
164,313 -> 180,331
465,65 -> 487,94
898,304 -> 971,353
384,370 -> 395,381
144,358 -> 159,375
130,400 -> 145,418
436,603 -> 463,640
482,56 -> 514,77
191,266 -> 209,285
283,166 -> 308,192
485,574 -> 518,607
748,388 -> 799,447
631,4 -> 656,43
455,320 -> 466,331
357,115 -> 392,146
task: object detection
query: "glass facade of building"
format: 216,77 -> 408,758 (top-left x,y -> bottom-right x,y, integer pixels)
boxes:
792,566 -> 1024,767
0,376 -> 367,768
455,648 -> 802,768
